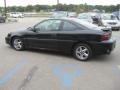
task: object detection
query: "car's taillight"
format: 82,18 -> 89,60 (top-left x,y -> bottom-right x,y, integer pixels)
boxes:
101,33 -> 111,41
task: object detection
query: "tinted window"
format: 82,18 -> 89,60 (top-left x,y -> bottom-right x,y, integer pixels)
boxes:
35,20 -> 61,31
62,21 -> 77,31
72,19 -> 99,30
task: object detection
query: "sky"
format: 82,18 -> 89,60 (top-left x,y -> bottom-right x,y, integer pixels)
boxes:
0,0 -> 120,6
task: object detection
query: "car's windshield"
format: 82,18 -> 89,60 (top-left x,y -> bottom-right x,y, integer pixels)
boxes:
101,14 -> 117,20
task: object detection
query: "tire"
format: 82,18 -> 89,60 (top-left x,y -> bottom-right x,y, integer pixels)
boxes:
73,43 -> 92,61
12,37 -> 24,51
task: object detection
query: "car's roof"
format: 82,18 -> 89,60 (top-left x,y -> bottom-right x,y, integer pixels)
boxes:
47,18 -> 99,29
47,17 -> 91,23
47,17 -> 79,21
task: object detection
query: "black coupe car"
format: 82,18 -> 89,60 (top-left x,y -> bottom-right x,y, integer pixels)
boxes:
5,18 -> 116,61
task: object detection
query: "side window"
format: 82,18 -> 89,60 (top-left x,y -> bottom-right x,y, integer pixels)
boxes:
50,20 -> 61,30
35,20 -> 61,32
62,21 -> 77,31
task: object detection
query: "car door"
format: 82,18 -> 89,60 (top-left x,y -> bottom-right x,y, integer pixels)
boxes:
30,19 -> 62,50
58,20 -> 77,51
57,20 -> 83,52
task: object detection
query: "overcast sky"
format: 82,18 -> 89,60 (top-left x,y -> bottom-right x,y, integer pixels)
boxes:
0,0 -> 120,6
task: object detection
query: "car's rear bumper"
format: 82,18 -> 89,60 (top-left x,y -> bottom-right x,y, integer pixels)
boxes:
90,38 -> 116,54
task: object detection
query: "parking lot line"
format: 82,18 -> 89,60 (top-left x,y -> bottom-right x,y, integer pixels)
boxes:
18,66 -> 38,90
0,60 -> 27,87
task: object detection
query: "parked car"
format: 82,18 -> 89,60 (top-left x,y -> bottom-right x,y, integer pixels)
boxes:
78,13 -> 102,26
0,16 -> 5,23
50,11 -> 68,18
101,13 -> 120,31
9,12 -> 24,18
68,12 -> 77,18
50,11 -> 77,18
5,18 -> 116,61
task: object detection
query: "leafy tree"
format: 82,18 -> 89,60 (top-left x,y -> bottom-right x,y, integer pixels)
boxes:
0,4 -> 119,13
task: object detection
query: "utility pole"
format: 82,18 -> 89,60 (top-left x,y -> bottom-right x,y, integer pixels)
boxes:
57,0 -> 59,5
119,5 -> 120,20
56,0 -> 59,11
4,0 -> 7,19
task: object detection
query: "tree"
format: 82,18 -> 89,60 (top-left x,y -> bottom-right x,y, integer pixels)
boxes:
25,5 -> 33,12
0,4 -> 118,13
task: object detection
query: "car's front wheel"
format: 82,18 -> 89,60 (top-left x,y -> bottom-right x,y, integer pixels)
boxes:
12,37 -> 24,51
73,43 -> 92,61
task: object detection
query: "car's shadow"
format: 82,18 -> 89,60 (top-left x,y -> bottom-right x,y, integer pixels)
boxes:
7,46 -> 114,62
26,48 -> 74,59
25,48 -> 114,62
89,53 -> 116,62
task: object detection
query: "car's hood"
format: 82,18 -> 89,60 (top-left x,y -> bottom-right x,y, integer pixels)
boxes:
10,28 -> 29,36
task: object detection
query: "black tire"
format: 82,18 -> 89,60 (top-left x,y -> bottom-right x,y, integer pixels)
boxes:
12,37 -> 24,51
73,43 -> 92,61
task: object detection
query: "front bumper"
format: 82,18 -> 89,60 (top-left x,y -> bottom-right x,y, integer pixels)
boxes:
90,38 -> 116,54
111,26 -> 120,31
5,37 -> 11,45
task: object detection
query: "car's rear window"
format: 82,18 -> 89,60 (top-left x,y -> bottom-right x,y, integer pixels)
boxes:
72,19 -> 99,29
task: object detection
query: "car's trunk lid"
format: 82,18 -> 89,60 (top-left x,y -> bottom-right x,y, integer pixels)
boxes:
98,26 -> 112,41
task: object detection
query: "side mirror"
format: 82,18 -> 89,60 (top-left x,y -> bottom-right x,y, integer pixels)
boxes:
27,27 -> 36,32
34,27 -> 40,32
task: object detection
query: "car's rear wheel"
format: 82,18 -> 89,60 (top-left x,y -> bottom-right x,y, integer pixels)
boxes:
73,43 -> 92,61
12,37 -> 24,51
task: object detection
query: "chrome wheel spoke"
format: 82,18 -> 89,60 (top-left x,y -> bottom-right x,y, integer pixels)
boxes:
80,54 -> 84,59
83,53 -> 88,57
76,51 -> 81,54
82,48 -> 87,52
